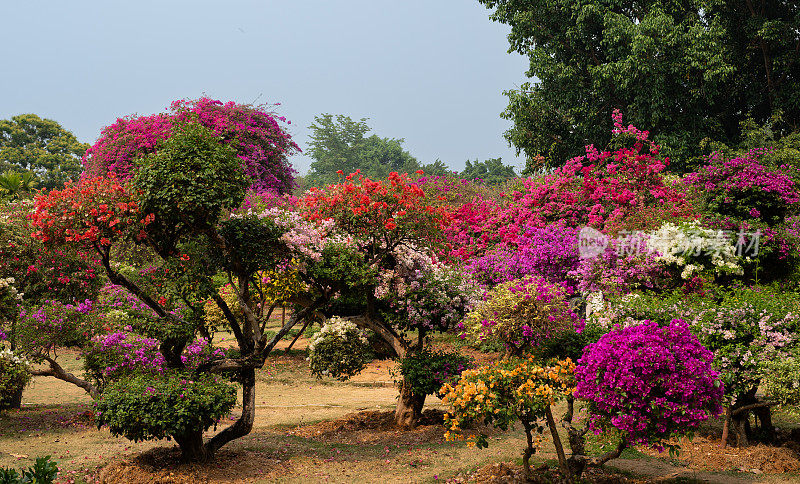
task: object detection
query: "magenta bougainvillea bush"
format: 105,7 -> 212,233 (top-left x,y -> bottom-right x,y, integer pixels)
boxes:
83,98 -> 299,195
444,111 -> 694,264
574,319 -> 724,448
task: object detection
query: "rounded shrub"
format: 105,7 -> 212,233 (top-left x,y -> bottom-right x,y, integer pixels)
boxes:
574,319 -> 724,448
95,372 -> 236,443
306,316 -> 371,380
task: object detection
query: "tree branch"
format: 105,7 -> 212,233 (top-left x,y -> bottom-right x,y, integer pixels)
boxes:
31,355 -> 99,400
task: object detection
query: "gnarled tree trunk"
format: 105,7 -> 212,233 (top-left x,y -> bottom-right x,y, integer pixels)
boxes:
394,381 -> 426,428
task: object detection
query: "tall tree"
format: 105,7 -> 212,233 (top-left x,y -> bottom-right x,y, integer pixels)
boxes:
0,114 -> 88,190
306,114 -> 420,186
479,0 -> 800,172
461,157 -> 517,184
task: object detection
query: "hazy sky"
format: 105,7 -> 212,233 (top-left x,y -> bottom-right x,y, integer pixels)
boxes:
0,1 -> 529,175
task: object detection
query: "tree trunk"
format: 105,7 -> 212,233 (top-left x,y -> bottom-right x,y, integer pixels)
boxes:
394,381 -> 426,428
522,420 -> 535,482
545,406 -> 572,482
205,368 -> 256,456
174,427 -> 208,462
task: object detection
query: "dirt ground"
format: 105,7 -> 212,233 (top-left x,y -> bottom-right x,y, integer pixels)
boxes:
3,329 -> 800,483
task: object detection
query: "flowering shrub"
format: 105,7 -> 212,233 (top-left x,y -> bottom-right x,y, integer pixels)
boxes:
690,287 -> 800,405
574,320 -> 724,448
647,221 -> 743,280
300,171 -> 445,244
685,149 -> 799,226
574,234 -> 670,296
467,224 -> 581,290
443,111 -> 693,262
378,246 -> 481,333
395,349 -> 474,398
761,348 -> 800,415
0,347 -> 31,410
29,175 -> 147,247
461,276 -> 581,356
83,97 -> 299,195
83,331 -> 226,391
16,299 -> 98,358
0,277 -> 22,324
96,372 -> 236,460
307,317 -> 371,380
441,358 -> 575,478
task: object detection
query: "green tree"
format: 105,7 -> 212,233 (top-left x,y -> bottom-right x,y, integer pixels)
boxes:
480,0 -> 800,173
306,114 -> 420,186
461,157 -> 517,184
0,114 -> 88,189
419,159 -> 453,176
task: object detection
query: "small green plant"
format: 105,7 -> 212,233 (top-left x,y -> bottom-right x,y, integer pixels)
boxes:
0,456 -> 59,484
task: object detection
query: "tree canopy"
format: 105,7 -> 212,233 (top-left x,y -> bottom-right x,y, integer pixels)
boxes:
461,157 -> 516,184
305,114 -> 421,186
0,114 -> 88,190
479,0 -> 800,173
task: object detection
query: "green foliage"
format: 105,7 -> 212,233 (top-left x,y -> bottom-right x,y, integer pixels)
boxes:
0,114 -> 87,190
0,171 -> 37,200
396,348 -> 474,397
306,244 -> 377,295
480,0 -> 800,172
306,317 -> 372,380
305,114 -> 420,186
218,216 -> 286,275
761,347 -> 800,415
133,121 -> 248,253
0,456 -> 59,484
460,157 -> 516,184
0,349 -> 31,410
96,372 -> 236,443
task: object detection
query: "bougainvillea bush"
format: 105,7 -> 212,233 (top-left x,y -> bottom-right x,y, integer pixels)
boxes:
83,97 -> 299,195
575,320 -> 724,449
441,357 -> 575,480
443,111 -> 694,264
30,112 -> 298,462
96,373 -> 237,462
461,276 -> 581,357
306,316 -> 371,380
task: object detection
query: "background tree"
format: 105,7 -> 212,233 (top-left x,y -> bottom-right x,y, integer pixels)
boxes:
305,114 -> 420,186
0,114 -> 88,190
479,0 -> 800,173
460,157 -> 516,184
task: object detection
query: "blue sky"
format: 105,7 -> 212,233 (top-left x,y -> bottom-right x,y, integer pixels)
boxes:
0,1 -> 529,175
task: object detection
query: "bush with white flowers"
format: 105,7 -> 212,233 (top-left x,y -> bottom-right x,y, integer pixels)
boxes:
647,221 -> 743,280
307,316 -> 371,380
0,347 -> 31,410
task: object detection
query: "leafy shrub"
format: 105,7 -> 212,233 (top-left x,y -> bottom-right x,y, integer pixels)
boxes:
96,373 -> 236,443
0,348 -> 31,410
306,317 -> 371,380
574,320 -> 724,448
461,276 -> 581,356
761,348 -> 800,415
396,349 -> 473,397
0,456 -> 59,484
